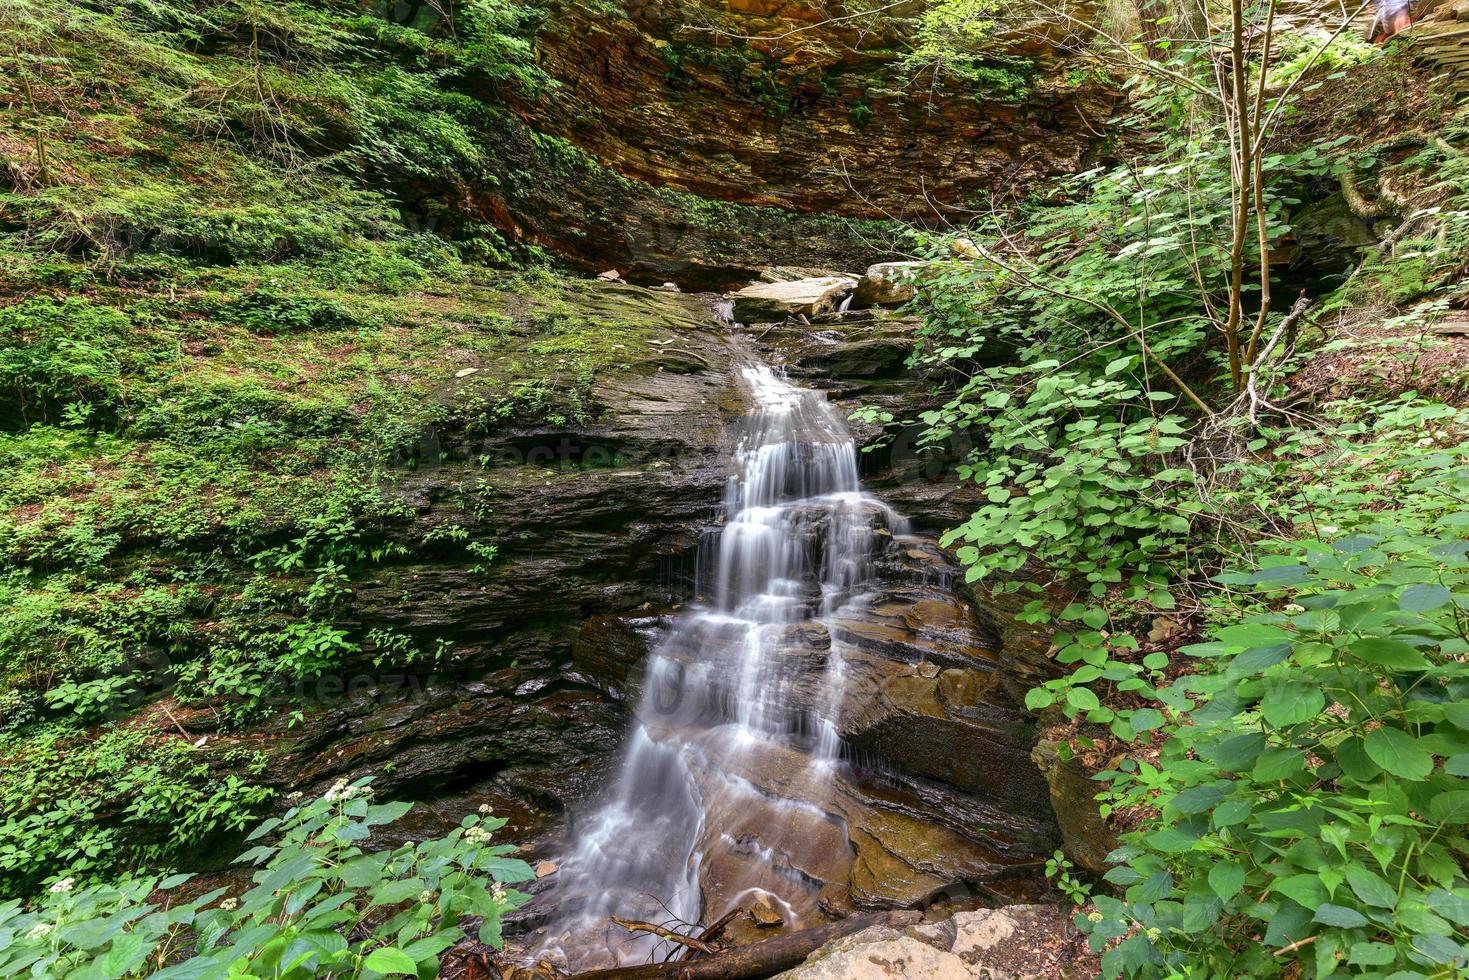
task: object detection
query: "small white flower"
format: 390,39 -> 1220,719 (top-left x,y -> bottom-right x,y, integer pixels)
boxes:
27,923 -> 53,940
48,878 -> 74,894
419,890 -> 435,904
1284,603 -> 1305,614
1417,436 -> 1435,447
491,882 -> 507,902
286,791 -> 302,802
1320,525 -> 1339,535
1087,911 -> 1103,923
1146,927 -> 1162,942
220,897 -> 239,912
478,803 -> 493,815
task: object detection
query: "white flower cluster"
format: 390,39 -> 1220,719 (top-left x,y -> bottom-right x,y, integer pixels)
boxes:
1284,603 -> 1305,614
48,878 -> 74,895
220,897 -> 239,912
478,803 -> 493,815
27,923 -> 53,940
464,826 -> 494,845
419,890 -> 436,904
323,778 -> 373,803
491,882 -> 507,902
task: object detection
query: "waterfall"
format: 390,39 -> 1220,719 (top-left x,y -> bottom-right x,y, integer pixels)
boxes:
535,363 -> 908,969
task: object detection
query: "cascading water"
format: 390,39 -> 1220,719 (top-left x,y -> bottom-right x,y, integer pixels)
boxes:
534,363 -> 909,969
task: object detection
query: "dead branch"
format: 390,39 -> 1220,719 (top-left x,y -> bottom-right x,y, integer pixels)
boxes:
609,917 -> 721,958
689,907 -> 745,953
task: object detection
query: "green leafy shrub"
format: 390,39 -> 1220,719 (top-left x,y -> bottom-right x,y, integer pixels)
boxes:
226,292 -> 365,335
933,363 -> 1196,593
0,779 -> 531,977
0,299 -> 137,426
0,729 -> 271,898
1074,519 -> 1469,977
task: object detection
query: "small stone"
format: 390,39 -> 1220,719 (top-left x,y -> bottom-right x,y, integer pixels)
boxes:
949,237 -> 982,259
454,367 -> 479,378
535,861 -> 558,878
750,892 -> 784,928
1147,616 -> 1181,643
597,269 -> 622,281
656,281 -> 681,292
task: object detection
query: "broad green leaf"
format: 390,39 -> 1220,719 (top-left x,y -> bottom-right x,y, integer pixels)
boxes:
1350,637 -> 1432,671
1213,798 -> 1252,827
1313,903 -> 1368,928
1274,874 -> 1328,910
1364,727 -> 1434,780
1209,733 -> 1265,771
1345,865 -> 1397,909
1261,680 -> 1325,727
1347,941 -> 1396,966
1208,862 -> 1246,901
1171,784 -> 1226,815
1215,623 -> 1293,649
363,946 -> 419,975
1401,584 -> 1452,612
1130,708 -> 1165,732
1429,790 -> 1469,823
1066,687 -> 1100,711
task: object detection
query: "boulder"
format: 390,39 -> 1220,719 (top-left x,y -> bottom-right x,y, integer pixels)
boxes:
729,277 -> 856,322
855,261 -> 930,305
775,906 -> 1088,979
1031,740 -> 1117,876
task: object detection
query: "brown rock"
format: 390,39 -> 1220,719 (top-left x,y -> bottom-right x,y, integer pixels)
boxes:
750,892 -> 785,928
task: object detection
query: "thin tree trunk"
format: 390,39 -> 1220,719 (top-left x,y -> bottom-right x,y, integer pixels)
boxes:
1224,0 -> 1252,393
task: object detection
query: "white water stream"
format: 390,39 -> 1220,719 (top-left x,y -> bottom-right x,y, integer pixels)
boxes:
535,364 -> 908,968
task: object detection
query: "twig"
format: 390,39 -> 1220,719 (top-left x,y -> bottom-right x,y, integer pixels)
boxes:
1274,935 -> 1318,956
610,916 -> 722,957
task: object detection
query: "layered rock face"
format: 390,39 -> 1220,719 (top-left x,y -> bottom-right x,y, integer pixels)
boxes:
459,1 -> 1116,284
524,0 -> 1114,216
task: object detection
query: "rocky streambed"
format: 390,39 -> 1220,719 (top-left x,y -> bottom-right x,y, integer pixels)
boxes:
204,282 -> 1066,970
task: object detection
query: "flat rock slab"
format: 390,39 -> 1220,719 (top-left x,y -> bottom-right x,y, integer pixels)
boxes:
730,276 -> 856,322
774,905 -> 1091,979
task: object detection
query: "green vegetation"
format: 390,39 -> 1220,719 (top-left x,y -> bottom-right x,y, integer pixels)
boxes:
0,0 -> 670,905
876,5 -> 1469,976
0,779 -> 531,977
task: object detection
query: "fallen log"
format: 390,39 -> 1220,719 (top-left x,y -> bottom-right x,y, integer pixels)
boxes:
566,909 -> 923,980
